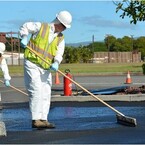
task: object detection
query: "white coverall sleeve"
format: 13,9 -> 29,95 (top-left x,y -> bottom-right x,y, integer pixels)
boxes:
0,59 -> 11,81
19,22 -> 41,37
54,39 -> 65,64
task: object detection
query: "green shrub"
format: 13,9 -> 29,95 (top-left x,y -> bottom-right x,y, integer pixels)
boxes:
142,64 -> 145,75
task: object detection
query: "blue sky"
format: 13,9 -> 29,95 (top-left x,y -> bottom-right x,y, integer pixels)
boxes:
0,1 -> 145,43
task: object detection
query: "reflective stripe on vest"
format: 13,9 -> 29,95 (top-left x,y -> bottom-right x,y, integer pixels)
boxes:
24,23 -> 64,69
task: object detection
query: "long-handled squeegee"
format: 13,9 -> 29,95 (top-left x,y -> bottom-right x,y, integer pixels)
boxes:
26,46 -> 137,127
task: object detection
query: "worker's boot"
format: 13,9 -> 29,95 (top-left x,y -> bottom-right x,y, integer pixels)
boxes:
40,120 -> 55,128
32,120 -> 46,129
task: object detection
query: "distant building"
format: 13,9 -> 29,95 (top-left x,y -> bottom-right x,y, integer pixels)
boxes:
3,52 -> 24,65
92,52 -> 141,63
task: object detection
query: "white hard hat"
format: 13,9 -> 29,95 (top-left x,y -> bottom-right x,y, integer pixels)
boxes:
0,42 -> 5,54
56,10 -> 72,28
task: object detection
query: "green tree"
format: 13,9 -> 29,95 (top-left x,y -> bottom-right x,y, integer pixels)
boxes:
104,35 -> 116,51
114,38 -> 127,51
72,47 -> 81,63
80,47 -> 93,63
113,39 -> 122,52
88,42 -> 107,52
64,46 -> 93,63
114,0 -> 145,24
134,36 -> 145,59
121,36 -> 133,51
64,46 -> 73,63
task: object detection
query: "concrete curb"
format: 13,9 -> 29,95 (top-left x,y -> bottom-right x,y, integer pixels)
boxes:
1,93 -> 145,104
51,94 -> 145,102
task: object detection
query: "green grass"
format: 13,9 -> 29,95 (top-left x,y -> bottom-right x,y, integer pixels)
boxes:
0,65 -> 24,77
59,62 -> 144,75
0,62 -> 144,77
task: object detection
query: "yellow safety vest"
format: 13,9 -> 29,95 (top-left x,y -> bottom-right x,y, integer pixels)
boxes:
24,23 -> 64,69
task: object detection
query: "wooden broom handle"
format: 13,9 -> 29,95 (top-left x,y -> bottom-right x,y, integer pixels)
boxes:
27,46 -> 124,116
0,80 -> 28,96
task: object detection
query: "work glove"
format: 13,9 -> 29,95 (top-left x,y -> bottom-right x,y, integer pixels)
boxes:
50,61 -> 59,71
4,80 -> 10,87
20,36 -> 28,49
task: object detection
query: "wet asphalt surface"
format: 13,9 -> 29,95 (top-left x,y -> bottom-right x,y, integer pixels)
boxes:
1,101 -> 145,144
1,76 -> 145,144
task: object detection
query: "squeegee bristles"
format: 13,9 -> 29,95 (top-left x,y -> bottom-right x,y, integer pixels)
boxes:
116,114 -> 137,127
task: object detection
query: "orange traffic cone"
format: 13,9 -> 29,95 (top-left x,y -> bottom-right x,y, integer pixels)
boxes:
125,71 -> 132,84
55,72 -> 60,85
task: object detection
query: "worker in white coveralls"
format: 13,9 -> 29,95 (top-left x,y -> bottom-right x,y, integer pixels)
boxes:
0,42 -> 11,87
19,10 -> 72,129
